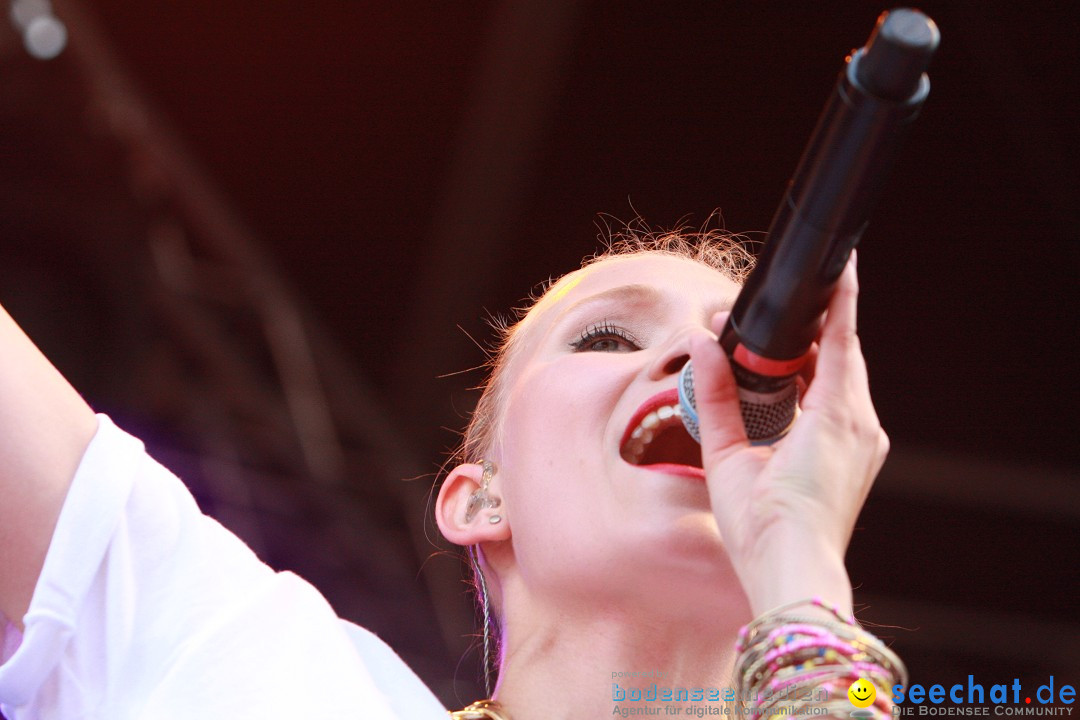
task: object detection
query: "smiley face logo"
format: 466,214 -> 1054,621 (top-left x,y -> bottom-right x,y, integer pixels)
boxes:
848,678 -> 877,708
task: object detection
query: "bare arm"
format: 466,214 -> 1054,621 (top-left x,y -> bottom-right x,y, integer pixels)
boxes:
0,302 -> 98,631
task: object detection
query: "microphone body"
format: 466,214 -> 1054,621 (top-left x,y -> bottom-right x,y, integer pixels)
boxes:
680,8 -> 939,444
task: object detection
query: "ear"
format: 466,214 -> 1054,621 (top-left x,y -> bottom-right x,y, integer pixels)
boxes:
434,462 -> 509,546
436,462 -> 512,546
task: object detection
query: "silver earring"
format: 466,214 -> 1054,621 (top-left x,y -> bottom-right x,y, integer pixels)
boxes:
464,459 -> 502,523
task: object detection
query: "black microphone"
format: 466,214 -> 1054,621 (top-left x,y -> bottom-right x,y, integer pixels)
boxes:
679,8 -> 939,444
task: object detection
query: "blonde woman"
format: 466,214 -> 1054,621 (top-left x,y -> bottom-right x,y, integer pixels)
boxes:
0,233 -> 900,719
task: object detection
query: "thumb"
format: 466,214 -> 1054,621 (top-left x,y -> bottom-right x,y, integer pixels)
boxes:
688,330 -> 748,460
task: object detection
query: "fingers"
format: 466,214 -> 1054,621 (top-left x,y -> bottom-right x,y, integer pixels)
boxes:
820,252 -> 859,348
801,254 -> 869,411
797,343 -> 820,387
797,255 -> 888,472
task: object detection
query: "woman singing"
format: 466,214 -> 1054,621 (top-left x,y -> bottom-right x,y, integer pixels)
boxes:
0,231 -> 903,719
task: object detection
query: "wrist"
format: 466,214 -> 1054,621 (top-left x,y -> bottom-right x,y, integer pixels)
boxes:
739,527 -> 853,619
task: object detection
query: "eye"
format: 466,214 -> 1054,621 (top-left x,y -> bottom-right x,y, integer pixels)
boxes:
570,322 -> 641,353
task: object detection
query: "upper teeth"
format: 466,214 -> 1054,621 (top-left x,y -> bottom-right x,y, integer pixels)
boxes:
622,404 -> 684,464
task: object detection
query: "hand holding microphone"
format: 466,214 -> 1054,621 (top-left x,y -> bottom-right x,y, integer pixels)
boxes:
680,8 -> 939,444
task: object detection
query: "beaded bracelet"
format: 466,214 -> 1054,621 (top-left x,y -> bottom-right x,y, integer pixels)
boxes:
734,597 -> 907,718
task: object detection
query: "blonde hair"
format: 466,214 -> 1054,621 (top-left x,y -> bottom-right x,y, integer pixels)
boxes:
457,221 -> 755,467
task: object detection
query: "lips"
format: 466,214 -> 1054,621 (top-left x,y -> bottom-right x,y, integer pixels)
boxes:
620,389 -> 704,477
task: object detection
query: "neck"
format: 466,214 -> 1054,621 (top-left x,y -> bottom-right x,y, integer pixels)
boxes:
490,590 -> 749,720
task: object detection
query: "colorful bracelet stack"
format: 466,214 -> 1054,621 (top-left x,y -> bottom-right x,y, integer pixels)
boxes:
734,597 -> 907,718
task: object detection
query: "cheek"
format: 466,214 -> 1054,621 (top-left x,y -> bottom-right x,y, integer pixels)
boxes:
497,364 -> 623,588
500,363 -> 595,473
499,357 -> 625,471
497,360 -> 621,520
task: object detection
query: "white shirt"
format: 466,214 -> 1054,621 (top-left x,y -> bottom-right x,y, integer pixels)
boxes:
0,415 -> 449,719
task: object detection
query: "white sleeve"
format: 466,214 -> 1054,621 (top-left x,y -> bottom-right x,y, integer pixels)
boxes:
0,415 -> 448,720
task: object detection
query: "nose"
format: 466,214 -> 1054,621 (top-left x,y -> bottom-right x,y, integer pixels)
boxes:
654,351 -> 690,378
647,326 -> 707,380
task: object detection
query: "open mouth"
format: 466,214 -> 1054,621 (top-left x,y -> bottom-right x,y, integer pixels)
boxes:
620,389 -> 703,472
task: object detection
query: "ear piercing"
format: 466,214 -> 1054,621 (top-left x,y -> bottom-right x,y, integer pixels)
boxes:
464,459 -> 502,523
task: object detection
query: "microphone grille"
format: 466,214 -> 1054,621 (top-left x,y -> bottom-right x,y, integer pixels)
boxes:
678,362 -> 701,443
678,362 -> 798,445
737,384 -> 799,444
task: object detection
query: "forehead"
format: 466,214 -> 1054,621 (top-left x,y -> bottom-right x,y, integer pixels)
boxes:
523,253 -> 741,338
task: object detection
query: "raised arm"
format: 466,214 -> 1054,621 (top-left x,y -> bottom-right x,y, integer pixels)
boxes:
0,302 -> 98,631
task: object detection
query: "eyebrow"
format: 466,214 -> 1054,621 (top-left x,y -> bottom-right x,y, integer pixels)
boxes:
554,284 -> 665,322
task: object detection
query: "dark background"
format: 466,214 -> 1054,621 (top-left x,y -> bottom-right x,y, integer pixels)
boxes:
1,0 -> 1077,709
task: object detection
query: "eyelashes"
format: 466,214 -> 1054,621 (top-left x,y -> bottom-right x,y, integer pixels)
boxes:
569,321 -> 641,353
